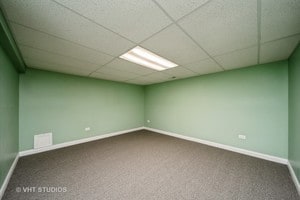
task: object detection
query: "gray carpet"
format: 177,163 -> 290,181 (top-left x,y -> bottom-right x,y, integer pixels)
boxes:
3,130 -> 299,200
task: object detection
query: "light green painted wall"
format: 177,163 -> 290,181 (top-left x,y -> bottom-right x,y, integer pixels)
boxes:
145,61 -> 288,158
288,44 -> 300,183
19,68 -> 144,151
0,45 -> 19,187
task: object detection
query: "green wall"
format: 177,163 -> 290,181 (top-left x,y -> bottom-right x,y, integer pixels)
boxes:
145,61 -> 288,158
19,68 -> 144,151
0,45 -> 19,188
288,44 -> 300,183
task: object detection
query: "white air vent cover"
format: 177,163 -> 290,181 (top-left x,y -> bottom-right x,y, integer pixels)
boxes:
34,132 -> 52,149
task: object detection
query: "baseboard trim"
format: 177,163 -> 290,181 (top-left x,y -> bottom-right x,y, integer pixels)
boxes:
287,161 -> 300,195
19,127 -> 144,157
0,154 -> 19,200
144,127 -> 288,165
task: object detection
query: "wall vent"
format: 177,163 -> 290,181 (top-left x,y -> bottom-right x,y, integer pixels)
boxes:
34,132 -> 52,149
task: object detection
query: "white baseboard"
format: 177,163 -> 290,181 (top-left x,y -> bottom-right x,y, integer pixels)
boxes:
144,127 -> 288,165
287,161 -> 300,195
0,154 -> 19,200
19,127 -> 144,157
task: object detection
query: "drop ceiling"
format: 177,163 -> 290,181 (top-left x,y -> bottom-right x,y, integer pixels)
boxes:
1,0 -> 299,85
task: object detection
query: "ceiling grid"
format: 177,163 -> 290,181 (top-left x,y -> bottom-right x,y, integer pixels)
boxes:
0,0 -> 299,85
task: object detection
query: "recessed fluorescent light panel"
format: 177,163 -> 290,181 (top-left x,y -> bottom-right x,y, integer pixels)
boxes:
119,46 -> 178,71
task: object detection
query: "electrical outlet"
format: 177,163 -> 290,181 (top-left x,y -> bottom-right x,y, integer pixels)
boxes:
85,127 -> 91,131
147,120 -> 150,123
238,134 -> 246,140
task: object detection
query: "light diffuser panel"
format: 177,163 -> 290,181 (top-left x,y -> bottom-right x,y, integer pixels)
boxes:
120,46 -> 178,71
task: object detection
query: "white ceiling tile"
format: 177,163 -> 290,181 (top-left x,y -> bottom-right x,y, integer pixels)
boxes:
126,78 -> 156,85
178,0 -> 257,56
141,24 -> 208,65
2,0 -> 299,83
134,75 -> 157,82
95,66 -> 139,80
105,59 -> 156,76
89,73 -> 124,82
260,35 -> 300,64
2,0 -> 135,56
145,72 -> 172,81
55,0 -> 172,43
90,72 -> 135,82
214,46 -> 258,70
162,66 -> 196,78
155,0 -> 210,20
261,0 -> 300,43
25,58 -> 91,77
184,58 -> 222,75
19,45 -> 99,70
90,72 -> 126,82
93,70 -> 170,85
10,23 -> 114,66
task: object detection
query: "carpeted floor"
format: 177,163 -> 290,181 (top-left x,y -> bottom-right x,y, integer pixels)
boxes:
3,130 -> 299,200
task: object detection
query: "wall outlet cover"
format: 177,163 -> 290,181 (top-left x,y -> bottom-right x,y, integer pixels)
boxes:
238,134 -> 246,140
